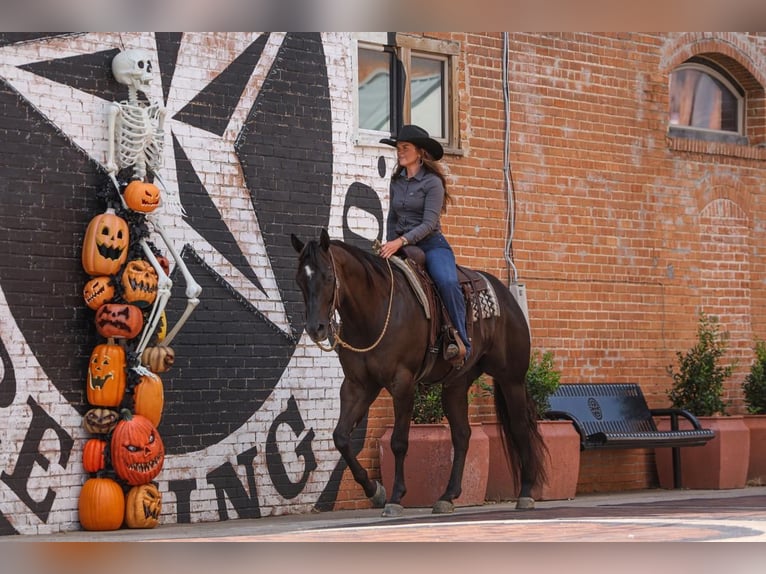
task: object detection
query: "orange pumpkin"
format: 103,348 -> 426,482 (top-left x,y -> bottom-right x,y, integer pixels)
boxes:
111,411 -> 165,486
121,259 -> 158,308
82,208 -> 129,276
87,343 -> 126,407
123,180 -> 160,213
133,373 -> 164,427
141,345 -> 175,373
124,483 -> 162,528
95,303 -> 144,339
83,276 -> 115,310
82,438 -> 107,473
78,477 -> 125,531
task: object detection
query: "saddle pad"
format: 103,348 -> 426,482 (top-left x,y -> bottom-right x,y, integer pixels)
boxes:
473,272 -> 500,321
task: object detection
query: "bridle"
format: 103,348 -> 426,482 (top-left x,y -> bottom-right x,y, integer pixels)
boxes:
314,245 -> 395,353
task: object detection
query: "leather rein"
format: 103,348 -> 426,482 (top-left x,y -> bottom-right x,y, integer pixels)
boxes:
315,246 -> 395,353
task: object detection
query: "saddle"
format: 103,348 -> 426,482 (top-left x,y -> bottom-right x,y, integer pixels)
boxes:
394,245 -> 499,376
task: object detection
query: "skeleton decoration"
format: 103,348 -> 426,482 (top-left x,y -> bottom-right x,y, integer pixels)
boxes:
105,48 -> 201,360
107,49 -> 166,187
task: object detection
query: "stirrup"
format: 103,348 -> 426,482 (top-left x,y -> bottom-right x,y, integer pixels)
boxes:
443,336 -> 466,365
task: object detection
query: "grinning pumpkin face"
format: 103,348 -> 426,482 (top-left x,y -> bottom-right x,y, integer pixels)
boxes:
95,303 -> 144,339
121,260 -> 158,308
82,209 -> 129,276
83,408 -> 120,435
124,483 -> 162,528
111,412 -> 165,486
87,343 -> 126,407
123,181 -> 161,213
83,276 -> 116,310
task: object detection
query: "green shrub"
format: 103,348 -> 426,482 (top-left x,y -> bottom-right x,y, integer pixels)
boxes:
412,382 -> 444,424
526,350 -> 561,419
667,311 -> 732,416
744,340 -> 766,415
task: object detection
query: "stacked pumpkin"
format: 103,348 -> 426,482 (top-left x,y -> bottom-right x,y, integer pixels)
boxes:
78,181 -> 171,530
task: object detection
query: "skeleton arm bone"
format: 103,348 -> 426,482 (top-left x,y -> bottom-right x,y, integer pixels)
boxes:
134,239 -> 173,357
106,102 -> 121,175
147,215 -> 202,346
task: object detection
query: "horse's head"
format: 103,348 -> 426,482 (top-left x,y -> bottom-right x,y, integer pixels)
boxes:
291,229 -> 336,343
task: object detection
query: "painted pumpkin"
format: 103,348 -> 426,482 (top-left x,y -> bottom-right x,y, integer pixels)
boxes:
87,343 -> 126,407
124,483 -> 162,528
95,303 -> 144,339
111,411 -> 165,486
82,208 -> 129,276
83,276 -> 115,310
82,408 -> 120,435
121,259 -> 158,308
79,477 -> 125,531
133,373 -> 164,427
82,438 -> 107,474
123,180 -> 160,213
156,311 -> 167,342
141,345 -> 175,374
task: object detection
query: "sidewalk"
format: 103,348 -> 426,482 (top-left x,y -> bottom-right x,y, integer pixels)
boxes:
9,484 -> 766,543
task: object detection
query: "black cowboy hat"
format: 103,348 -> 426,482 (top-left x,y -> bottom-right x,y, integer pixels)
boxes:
380,124 -> 444,161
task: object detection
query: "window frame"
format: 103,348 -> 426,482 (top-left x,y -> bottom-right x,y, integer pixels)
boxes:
668,57 -> 747,145
354,33 -> 461,152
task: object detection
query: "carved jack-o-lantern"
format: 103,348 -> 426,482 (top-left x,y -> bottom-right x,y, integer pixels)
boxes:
83,408 -> 120,435
82,208 -> 129,276
111,411 -> 165,486
123,180 -> 160,213
83,276 -> 116,310
95,303 -> 144,339
124,483 -> 162,528
141,345 -> 174,373
121,259 -> 158,308
87,343 -> 126,407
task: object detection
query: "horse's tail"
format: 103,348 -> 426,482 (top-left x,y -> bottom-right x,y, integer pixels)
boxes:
493,380 -> 549,492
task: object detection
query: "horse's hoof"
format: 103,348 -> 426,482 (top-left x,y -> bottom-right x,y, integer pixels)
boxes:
370,481 -> 386,508
515,497 -> 535,510
381,503 -> 404,517
432,500 -> 455,514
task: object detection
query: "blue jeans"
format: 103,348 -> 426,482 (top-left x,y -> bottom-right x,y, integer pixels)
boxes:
416,233 -> 471,355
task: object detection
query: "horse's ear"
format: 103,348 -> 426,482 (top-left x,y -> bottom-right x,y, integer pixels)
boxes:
320,228 -> 331,251
290,234 -> 304,253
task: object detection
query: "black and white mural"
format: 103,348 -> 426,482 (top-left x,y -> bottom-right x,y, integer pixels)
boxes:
0,32 -> 388,535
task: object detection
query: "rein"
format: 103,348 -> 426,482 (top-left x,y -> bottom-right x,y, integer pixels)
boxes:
315,246 -> 395,353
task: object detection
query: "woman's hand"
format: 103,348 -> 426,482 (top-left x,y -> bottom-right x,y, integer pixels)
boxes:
379,237 -> 405,259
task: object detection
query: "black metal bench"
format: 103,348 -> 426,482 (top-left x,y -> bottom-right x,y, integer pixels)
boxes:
545,383 -> 715,489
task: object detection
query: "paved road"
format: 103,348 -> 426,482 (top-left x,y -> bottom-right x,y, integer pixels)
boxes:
6,488 -> 766,574
8,485 -> 766,543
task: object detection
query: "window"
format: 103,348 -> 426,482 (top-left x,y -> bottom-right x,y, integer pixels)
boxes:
668,57 -> 746,144
355,34 -> 459,150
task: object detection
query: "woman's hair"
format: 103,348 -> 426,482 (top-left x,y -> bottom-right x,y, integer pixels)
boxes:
392,149 -> 453,213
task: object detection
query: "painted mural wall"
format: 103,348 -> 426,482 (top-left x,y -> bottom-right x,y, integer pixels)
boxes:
0,32 -> 388,535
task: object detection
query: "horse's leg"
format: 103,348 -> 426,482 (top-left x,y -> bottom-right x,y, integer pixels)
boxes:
433,378 -> 472,514
494,375 -> 548,510
332,377 -> 385,507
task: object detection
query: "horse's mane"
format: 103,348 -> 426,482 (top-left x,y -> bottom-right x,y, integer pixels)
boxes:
329,240 -> 391,279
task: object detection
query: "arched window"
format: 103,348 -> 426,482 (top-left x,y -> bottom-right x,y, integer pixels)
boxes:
668,57 -> 745,144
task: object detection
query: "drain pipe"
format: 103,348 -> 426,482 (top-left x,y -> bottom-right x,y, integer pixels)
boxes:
501,32 -> 530,329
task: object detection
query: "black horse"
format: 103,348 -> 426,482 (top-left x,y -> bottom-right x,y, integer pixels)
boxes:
291,229 -> 546,516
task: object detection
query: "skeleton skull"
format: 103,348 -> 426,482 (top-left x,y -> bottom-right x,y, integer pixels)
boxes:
112,49 -> 154,94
